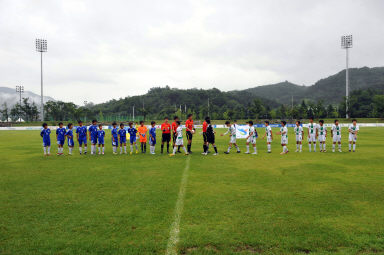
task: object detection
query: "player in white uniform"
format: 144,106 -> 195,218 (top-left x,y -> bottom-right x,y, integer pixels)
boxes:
294,121 -> 304,152
222,121 -> 240,154
307,117 -> 318,152
262,120 -> 273,153
348,119 -> 359,152
331,119 -> 342,152
277,120 -> 289,154
170,121 -> 189,156
318,120 -> 327,152
245,120 -> 257,154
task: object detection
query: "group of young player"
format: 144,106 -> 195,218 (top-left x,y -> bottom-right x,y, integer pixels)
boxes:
40,115 -> 360,156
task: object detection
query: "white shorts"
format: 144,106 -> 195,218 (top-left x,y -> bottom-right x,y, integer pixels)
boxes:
349,134 -> 357,142
266,137 -> 272,143
295,135 -> 302,142
308,134 -> 317,142
333,135 -> 341,143
229,136 -> 237,144
318,135 -> 326,142
281,137 -> 288,145
175,138 -> 184,146
247,137 -> 256,144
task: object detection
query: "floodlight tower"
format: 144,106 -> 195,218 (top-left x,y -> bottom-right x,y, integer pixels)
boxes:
36,39 -> 47,121
16,85 -> 24,106
341,35 -> 352,119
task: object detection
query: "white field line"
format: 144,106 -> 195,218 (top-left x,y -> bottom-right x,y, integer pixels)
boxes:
166,156 -> 191,255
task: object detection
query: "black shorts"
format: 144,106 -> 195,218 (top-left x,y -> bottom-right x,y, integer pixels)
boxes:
162,133 -> 171,143
203,132 -> 208,143
207,134 -> 215,144
186,131 -> 193,140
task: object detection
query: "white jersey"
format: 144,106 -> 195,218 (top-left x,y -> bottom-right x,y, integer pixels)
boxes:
280,126 -> 288,144
175,126 -> 184,145
307,123 -> 317,142
294,126 -> 303,142
331,124 -> 341,142
247,126 -> 256,144
265,126 -> 272,143
318,125 -> 327,142
348,124 -> 359,142
225,124 -> 237,143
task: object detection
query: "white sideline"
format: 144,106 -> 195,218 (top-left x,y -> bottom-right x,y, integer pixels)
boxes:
166,156 -> 191,255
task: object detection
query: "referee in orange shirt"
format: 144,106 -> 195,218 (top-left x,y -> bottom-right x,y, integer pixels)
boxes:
161,117 -> 171,153
185,114 -> 194,153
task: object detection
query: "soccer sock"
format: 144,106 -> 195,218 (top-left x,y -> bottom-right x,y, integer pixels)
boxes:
246,145 -> 249,153
58,147 -> 60,153
135,144 -> 138,151
130,145 -> 133,152
43,147 -> 47,154
353,144 -> 356,151
296,144 -> 299,150
203,145 -> 206,153
323,144 -> 326,151
349,144 -> 351,150
283,146 -> 287,152
167,144 -> 169,153
98,147 -> 101,153
141,143 -> 143,152
113,146 -> 116,153
300,144 -> 302,151
214,146 -> 218,153
69,147 -> 72,154
102,147 -> 104,153
173,146 -> 177,154
120,146 -> 123,153
124,146 -> 127,153
267,144 -> 271,152
236,146 -> 240,152
314,143 -> 316,152
84,146 -> 87,152
161,144 -> 164,153
183,146 -> 188,153
339,144 -> 341,150
48,147 -> 50,153
332,144 -> 335,150
187,144 -> 190,152
227,146 -> 231,153
144,144 -> 146,152
254,146 -> 257,153
79,147 -> 82,153
308,144 -> 311,152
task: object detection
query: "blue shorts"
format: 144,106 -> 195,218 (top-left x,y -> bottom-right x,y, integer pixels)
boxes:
120,137 -> 127,144
112,137 -> 118,147
130,136 -> 136,144
43,139 -> 51,147
98,138 -> 104,145
91,136 -> 98,144
78,136 -> 87,146
57,139 -> 65,146
149,138 -> 156,146
68,139 -> 74,147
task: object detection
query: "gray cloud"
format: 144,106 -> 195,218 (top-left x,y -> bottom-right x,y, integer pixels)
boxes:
0,0 -> 383,104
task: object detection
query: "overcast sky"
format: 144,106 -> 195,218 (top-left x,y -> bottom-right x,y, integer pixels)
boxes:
0,0 -> 383,105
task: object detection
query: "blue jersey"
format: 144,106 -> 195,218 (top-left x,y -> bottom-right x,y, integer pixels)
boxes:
127,127 -> 137,137
149,127 -> 156,139
118,128 -> 126,138
89,125 -> 98,138
97,130 -> 105,139
41,128 -> 51,141
76,126 -> 87,138
111,127 -> 118,138
56,127 -> 66,141
66,129 -> 74,146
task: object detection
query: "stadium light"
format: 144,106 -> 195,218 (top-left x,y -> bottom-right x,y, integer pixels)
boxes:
341,35 -> 352,119
16,85 -> 24,106
36,38 -> 47,121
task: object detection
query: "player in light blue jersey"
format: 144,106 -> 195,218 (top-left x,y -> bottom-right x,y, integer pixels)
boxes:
118,123 -> 127,154
111,122 -> 119,154
128,122 -> 138,154
56,122 -> 66,156
88,119 -> 98,155
76,120 -> 88,155
40,123 -> 51,156
65,123 -> 74,155
149,121 -> 157,154
97,124 -> 105,155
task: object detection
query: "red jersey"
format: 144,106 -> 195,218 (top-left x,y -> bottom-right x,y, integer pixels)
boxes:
172,122 -> 178,133
161,123 -> 171,134
202,121 -> 208,133
185,119 -> 193,131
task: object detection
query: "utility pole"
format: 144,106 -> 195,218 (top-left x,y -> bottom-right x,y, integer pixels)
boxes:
341,35 -> 353,119
35,39 -> 47,121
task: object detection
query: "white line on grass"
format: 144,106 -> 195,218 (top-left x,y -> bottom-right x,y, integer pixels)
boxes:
166,156 -> 191,255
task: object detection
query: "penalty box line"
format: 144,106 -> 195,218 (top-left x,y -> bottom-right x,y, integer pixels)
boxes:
166,156 -> 191,255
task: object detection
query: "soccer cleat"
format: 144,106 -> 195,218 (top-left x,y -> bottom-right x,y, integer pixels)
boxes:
98,152 -> 101,155
280,151 -> 285,155
79,152 -> 82,155
84,152 -> 87,155
244,152 -> 250,154
295,149 -> 298,152
102,152 -> 105,155
185,153 -> 189,155
169,153 -> 175,157
299,150 -> 302,153
224,151 -> 229,154
237,151 -> 241,153
349,150 -> 351,152
267,151 -> 271,153
130,152 -> 133,155
320,150 -> 323,152
124,152 -> 127,154
353,150 -> 355,152
113,152 -> 117,155
323,150 -> 326,152
136,150 -> 138,154
201,152 -> 206,155
57,153 -> 60,156
252,152 -> 257,155
332,150 -> 335,152
213,153 -> 218,156
151,152 -> 155,155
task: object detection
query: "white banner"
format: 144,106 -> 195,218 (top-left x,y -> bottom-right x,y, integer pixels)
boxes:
235,125 -> 250,139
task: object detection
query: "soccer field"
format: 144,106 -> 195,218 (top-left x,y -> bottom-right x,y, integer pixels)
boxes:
1,128 -> 383,255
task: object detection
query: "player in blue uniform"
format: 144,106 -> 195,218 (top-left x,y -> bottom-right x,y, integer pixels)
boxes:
56,122 -> 66,156
111,122 -> 119,154
40,123 -> 51,156
97,124 -> 105,155
149,121 -> 157,154
118,123 -> 127,154
76,120 -> 88,155
128,122 -> 138,154
65,123 -> 74,155
88,119 -> 98,155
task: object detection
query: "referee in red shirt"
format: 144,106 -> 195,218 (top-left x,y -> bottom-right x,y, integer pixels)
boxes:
185,114 -> 194,153
202,116 -> 209,154
161,117 -> 171,153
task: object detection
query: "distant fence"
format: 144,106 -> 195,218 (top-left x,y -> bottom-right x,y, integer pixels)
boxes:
0,123 -> 383,131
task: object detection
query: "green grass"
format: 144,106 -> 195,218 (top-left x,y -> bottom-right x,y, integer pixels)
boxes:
1,128 -> 383,254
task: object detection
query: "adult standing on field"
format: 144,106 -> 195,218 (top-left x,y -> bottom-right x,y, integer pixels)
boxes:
172,116 -> 181,153
185,114 -> 194,153
202,116 -> 209,154
161,117 -> 171,154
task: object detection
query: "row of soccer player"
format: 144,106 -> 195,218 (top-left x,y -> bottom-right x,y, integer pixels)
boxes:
40,115 -> 360,156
